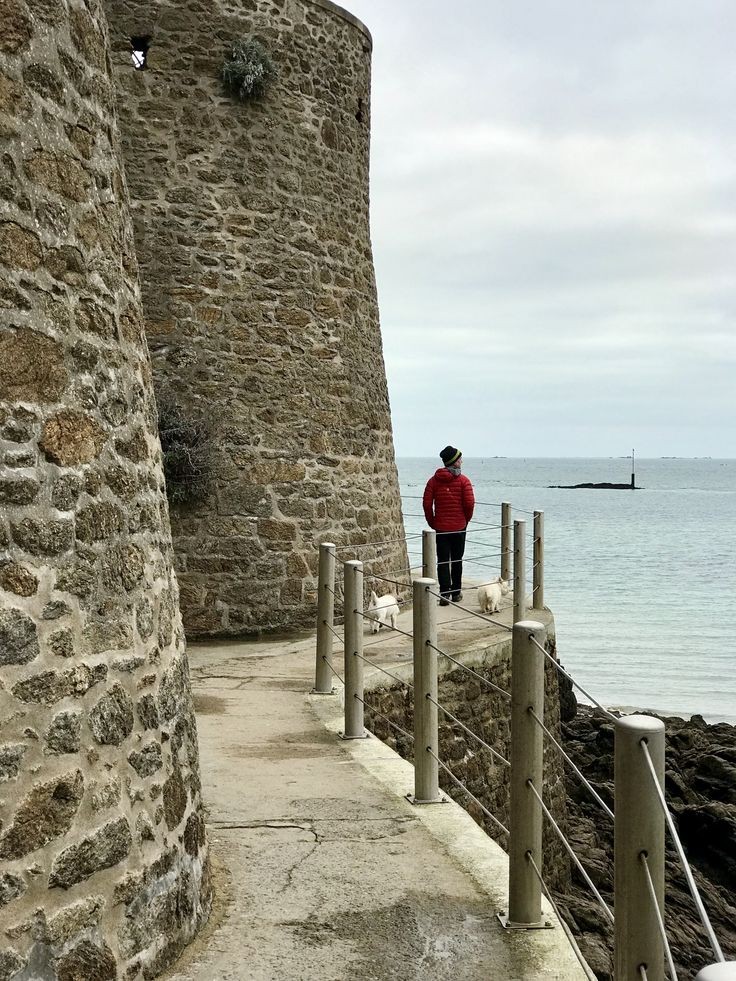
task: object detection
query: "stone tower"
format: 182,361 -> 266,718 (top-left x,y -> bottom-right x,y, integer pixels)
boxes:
104,0 -> 408,636
0,1 -> 210,976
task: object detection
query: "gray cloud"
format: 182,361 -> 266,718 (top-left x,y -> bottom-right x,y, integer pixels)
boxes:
347,0 -> 736,455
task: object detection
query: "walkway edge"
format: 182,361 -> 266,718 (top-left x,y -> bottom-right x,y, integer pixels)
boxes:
310,692 -> 590,980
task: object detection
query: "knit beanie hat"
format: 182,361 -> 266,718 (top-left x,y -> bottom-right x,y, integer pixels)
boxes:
440,446 -> 462,466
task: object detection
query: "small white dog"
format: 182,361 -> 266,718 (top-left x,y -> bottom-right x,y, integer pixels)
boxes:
366,591 -> 399,633
477,577 -> 510,614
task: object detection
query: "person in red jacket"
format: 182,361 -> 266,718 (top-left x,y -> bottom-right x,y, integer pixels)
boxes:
422,446 -> 475,605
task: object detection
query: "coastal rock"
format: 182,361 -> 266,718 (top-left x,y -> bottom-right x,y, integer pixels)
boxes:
554,705 -> 736,979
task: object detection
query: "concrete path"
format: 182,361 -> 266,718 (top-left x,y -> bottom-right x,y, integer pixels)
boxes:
165,610 -> 587,981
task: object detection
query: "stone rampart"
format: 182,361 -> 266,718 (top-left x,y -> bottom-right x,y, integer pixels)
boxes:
104,0 -> 407,636
0,0 -> 210,975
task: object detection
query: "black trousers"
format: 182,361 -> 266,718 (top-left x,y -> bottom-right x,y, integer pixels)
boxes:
436,530 -> 466,599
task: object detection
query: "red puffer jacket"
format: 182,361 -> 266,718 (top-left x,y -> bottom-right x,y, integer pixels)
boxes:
422,468 -> 475,531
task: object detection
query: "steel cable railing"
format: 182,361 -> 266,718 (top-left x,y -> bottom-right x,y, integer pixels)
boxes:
321,655 -> 345,687
526,779 -> 614,926
526,852 -> 599,981
354,695 -> 414,743
640,850 -> 679,980
315,514 -> 732,979
354,651 -> 413,691
427,642 -> 511,701
354,609 -> 414,642
336,534 -> 423,551
323,622 -> 344,643
426,693 -> 510,767
640,739 -> 725,963
528,706 -> 614,821
426,747 -> 509,837
428,588 -> 512,632
529,636 -> 618,723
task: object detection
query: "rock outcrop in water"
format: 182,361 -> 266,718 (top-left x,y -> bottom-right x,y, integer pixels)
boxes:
553,699 -> 736,979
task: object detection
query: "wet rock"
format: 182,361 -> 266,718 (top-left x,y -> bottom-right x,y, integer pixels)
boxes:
555,706 -> 736,978
49,817 -> 131,889
0,607 -> 39,665
89,683 -> 134,745
0,770 -> 83,860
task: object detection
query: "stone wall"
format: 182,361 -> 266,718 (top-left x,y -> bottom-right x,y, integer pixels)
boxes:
0,1 -> 210,976
365,626 -> 572,893
103,0 -> 408,637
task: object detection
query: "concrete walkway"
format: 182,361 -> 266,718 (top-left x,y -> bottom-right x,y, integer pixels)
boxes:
165,609 -> 588,981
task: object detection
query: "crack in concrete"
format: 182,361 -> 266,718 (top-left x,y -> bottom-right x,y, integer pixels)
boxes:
277,835 -> 321,895
210,816 -> 416,827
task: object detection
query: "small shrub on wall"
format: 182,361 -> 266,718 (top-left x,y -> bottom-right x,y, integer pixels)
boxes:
221,39 -> 276,100
157,397 -> 217,507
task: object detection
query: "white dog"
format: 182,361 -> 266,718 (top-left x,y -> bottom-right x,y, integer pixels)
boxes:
366,591 -> 399,633
477,577 -> 510,614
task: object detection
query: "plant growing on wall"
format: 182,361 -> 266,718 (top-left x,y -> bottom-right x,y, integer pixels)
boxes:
157,397 -> 217,506
221,38 -> 276,100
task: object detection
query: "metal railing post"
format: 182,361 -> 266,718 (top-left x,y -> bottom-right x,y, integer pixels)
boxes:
533,511 -> 544,610
314,542 -> 336,693
504,619 -> 547,928
695,966 -> 736,979
422,529 -> 437,580
342,559 -> 366,739
513,519 -> 526,623
410,577 -> 442,803
501,502 -> 512,582
615,715 -> 666,981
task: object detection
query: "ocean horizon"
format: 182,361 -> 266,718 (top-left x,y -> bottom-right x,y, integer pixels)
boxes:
397,456 -> 736,725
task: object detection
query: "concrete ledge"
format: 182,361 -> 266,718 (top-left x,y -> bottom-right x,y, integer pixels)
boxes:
311,691 -> 591,980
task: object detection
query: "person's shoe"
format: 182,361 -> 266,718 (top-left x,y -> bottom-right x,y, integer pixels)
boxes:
452,592 -> 463,602
439,597 -> 450,607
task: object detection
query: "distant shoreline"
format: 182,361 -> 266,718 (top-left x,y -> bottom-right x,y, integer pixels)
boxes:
585,701 -> 736,728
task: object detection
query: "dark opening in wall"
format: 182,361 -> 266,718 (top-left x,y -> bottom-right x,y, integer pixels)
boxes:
131,35 -> 150,70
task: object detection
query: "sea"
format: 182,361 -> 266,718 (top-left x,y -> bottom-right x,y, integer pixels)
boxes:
397,457 -> 736,725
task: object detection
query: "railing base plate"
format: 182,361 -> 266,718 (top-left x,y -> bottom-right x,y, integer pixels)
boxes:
338,731 -> 370,740
310,687 -> 336,695
405,793 -> 449,806
497,912 -> 554,931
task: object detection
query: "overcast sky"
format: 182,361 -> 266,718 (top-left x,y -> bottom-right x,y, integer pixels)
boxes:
346,0 -> 736,457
